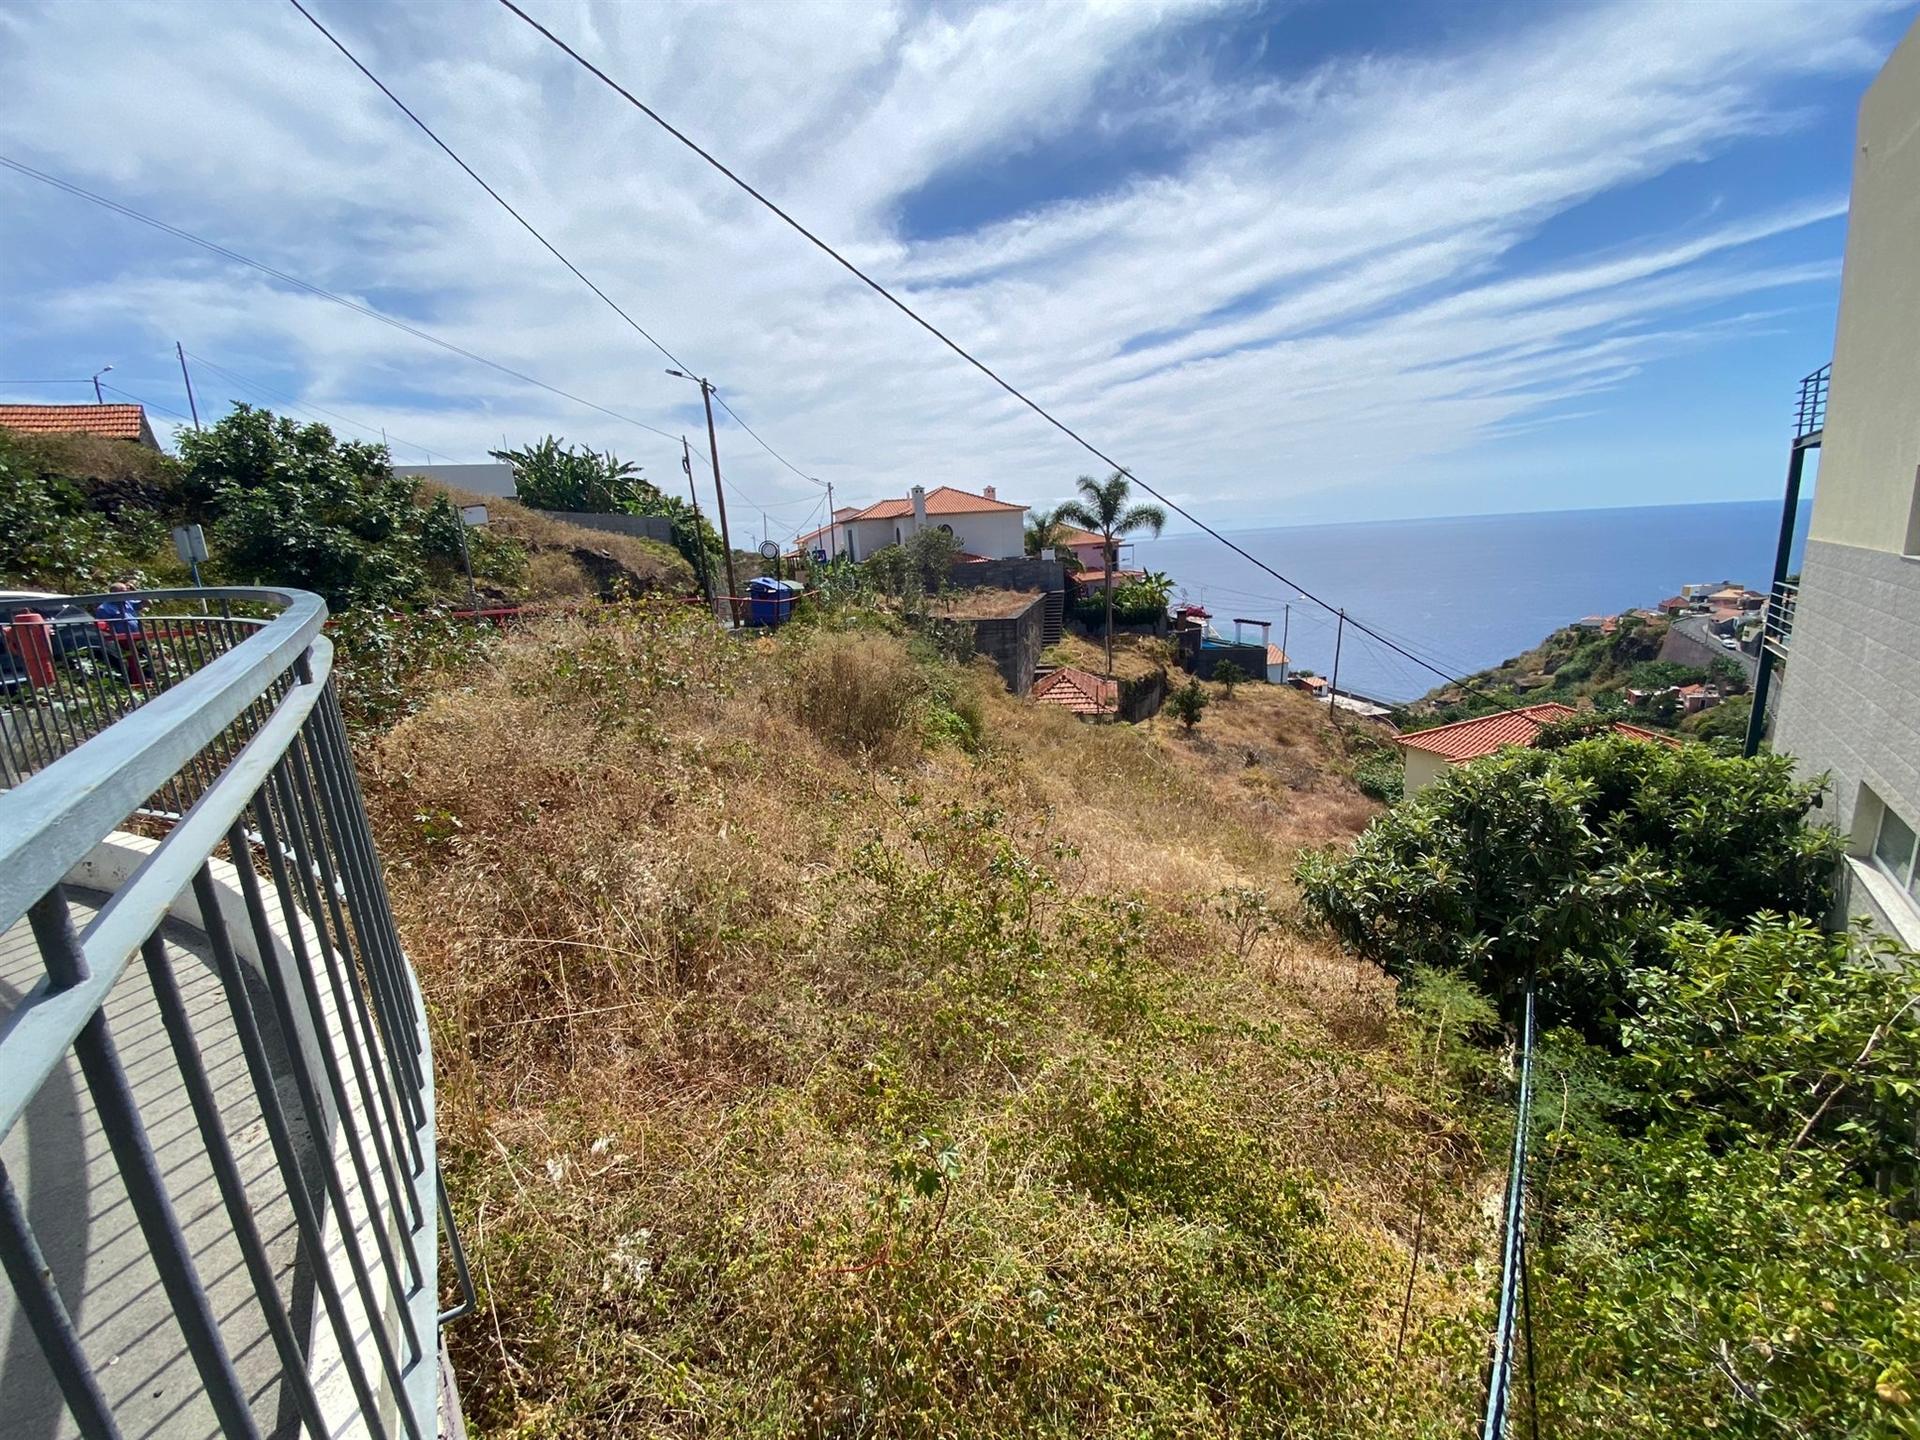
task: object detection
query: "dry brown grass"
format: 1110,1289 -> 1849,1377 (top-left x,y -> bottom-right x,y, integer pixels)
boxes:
1044,629 -> 1170,679
364,601 -> 1486,1438
929,586 -> 1042,619
425,484 -> 695,601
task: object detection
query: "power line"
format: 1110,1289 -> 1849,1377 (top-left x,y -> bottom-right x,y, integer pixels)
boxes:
287,0 -> 823,502
98,381 -> 195,425
495,0 -> 1483,697
184,350 -> 442,461
0,152 -> 698,458
710,392 -> 819,485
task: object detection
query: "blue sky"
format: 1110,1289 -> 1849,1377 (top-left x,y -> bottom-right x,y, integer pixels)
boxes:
1,0 -> 1914,536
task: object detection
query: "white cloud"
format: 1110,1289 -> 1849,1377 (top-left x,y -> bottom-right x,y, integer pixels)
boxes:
0,0 -> 1907,531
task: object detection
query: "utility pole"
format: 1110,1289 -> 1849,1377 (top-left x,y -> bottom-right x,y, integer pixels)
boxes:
91,365 -> 112,403
822,478 -> 837,560
682,436 -> 714,606
1279,602 -> 1291,684
175,343 -> 201,429
667,370 -> 739,608
1328,608 -> 1346,719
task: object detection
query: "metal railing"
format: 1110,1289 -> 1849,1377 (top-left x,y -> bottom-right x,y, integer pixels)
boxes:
1763,578 -> 1799,659
1794,363 -> 1830,442
0,588 -> 464,1439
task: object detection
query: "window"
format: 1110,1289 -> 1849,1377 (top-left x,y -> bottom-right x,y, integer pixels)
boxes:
1870,801 -> 1920,904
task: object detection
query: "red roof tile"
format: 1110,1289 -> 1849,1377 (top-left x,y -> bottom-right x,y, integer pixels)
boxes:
1265,643 -> 1290,665
0,403 -> 157,446
1398,703 -> 1680,762
850,485 -> 1025,521
1032,666 -> 1118,716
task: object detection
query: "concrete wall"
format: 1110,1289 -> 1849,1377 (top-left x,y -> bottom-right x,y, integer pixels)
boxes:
946,510 -> 1025,560
533,510 -> 674,544
1775,23 -> 1920,946
970,593 -> 1046,696
398,462 -> 516,499
1806,23 -> 1920,554
951,557 -> 1066,593
1402,748 -> 1449,796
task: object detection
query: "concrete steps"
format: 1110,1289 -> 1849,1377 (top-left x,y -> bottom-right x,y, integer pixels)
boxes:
1041,591 -> 1064,647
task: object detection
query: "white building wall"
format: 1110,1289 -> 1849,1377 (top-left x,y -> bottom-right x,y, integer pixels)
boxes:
1774,20 -> 1920,946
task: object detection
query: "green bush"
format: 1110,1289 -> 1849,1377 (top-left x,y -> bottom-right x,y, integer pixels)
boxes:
1350,749 -> 1404,802
1296,734 -> 1840,1024
1168,678 -> 1208,730
1531,918 -> 1920,1437
178,406 -> 463,611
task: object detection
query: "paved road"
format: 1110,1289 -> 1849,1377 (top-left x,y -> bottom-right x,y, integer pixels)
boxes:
1661,614 -> 1759,682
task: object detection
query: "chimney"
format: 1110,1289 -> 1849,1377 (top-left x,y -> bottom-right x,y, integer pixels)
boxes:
983,485 -> 996,501
910,485 -> 927,532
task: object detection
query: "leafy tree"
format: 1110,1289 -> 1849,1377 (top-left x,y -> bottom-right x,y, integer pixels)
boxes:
1213,659 -> 1246,698
864,527 -> 962,605
179,406 -> 456,611
1533,918 -> 1920,1437
1296,733 -> 1840,1025
490,436 -> 657,514
1168,678 -> 1208,730
1680,692 -> 1752,749
1057,470 -> 1166,676
1624,659 -> 1705,692
1706,653 -> 1747,693
0,432 -> 129,589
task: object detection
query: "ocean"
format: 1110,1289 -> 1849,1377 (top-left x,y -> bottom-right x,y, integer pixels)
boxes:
1129,499 -> 1811,704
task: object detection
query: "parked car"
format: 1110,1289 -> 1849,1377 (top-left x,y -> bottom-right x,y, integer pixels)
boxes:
1720,635 -> 1739,650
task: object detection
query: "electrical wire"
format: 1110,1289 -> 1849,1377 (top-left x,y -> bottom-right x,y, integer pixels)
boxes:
287,0 -> 824,502
0,153 -> 697,457
97,381 -> 195,425
496,0 -> 1486,697
185,350 -> 443,461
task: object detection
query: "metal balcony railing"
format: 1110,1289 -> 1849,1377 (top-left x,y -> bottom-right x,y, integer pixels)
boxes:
0,588 -> 466,1439
1794,363 -> 1830,443
1763,578 -> 1799,659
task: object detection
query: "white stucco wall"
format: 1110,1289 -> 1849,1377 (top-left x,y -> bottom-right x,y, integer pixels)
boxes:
1776,20 -> 1920,944
1401,749 -> 1449,796
1805,22 -> 1920,555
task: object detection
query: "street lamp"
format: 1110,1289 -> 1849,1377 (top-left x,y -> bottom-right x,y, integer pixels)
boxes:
91,365 -> 113,403
665,369 -> 739,608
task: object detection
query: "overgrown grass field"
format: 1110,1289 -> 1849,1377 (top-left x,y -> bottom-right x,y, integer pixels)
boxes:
363,602 -> 1496,1437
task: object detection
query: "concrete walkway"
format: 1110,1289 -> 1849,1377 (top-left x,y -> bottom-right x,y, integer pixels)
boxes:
0,891 -> 312,1440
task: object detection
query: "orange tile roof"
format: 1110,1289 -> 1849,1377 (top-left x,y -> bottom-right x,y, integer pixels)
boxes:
1398,703 -> 1679,762
0,402 -> 156,446
850,485 -> 1026,520
1032,666 -> 1118,716
1056,525 -> 1104,547
1265,644 -> 1290,665
1072,568 -> 1144,585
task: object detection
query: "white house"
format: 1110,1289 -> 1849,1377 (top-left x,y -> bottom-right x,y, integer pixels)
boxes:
810,485 -> 1027,561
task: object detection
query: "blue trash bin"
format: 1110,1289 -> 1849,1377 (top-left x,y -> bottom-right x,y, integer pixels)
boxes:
747,577 -> 803,627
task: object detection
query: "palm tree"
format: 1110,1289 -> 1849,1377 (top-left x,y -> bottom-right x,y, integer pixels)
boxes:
1024,505 -> 1067,561
1057,470 -> 1167,675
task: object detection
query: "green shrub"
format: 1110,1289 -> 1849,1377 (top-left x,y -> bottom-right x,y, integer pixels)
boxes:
1531,918 -> 1920,1437
1168,678 -> 1208,730
1350,749 -> 1404,802
1296,734 -> 1840,1024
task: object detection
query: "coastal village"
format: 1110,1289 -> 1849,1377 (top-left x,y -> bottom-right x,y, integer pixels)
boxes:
3,13 -> 1919,1440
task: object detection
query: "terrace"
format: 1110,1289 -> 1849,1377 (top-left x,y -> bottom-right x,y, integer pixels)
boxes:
0,590 -> 463,1439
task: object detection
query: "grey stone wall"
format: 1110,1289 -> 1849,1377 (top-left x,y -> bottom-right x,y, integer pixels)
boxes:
1774,537 -> 1920,936
970,593 -> 1047,695
951,557 -> 1065,593
534,510 -> 675,544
